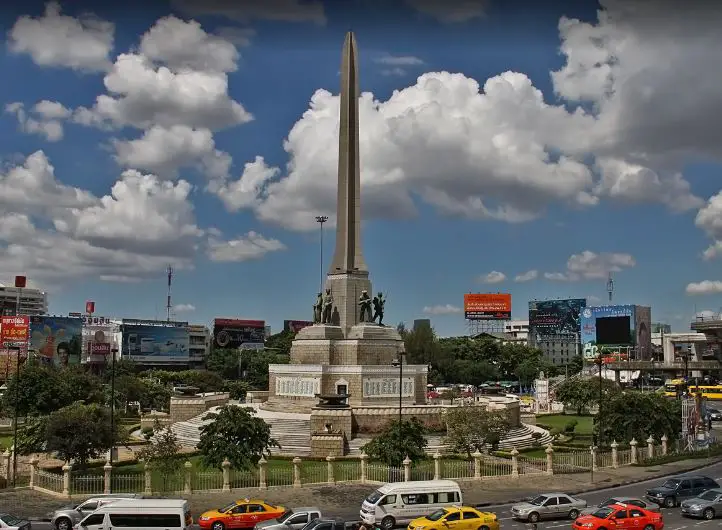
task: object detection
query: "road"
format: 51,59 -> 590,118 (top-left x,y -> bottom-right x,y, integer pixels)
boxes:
27,460 -> 722,530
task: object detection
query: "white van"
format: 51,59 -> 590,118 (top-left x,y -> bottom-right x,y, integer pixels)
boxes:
74,499 -> 191,530
360,480 -> 462,529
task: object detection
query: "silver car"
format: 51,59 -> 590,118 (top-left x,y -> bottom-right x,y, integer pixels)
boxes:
50,494 -> 140,530
255,508 -> 323,530
681,488 -> 722,520
511,492 -> 587,523
581,496 -> 660,514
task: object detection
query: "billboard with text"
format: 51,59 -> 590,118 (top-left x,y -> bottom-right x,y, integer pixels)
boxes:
213,318 -> 265,349
29,316 -> 82,367
528,298 -> 586,343
464,293 -> 512,320
580,305 -> 635,347
120,319 -> 189,363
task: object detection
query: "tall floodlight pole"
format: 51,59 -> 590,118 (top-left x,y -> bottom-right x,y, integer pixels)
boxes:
109,346 -> 118,482
315,215 -> 329,292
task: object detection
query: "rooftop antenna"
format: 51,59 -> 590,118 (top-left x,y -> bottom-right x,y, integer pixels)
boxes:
606,272 -> 614,303
166,265 -> 173,322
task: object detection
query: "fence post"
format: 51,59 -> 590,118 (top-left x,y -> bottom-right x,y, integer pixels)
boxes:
611,441 -> 619,469
403,456 -> 411,482
472,450 -> 482,480
360,451 -> 368,483
183,461 -> 192,494
144,462 -> 152,495
222,459 -> 231,492
258,456 -> 268,490
29,457 -> 39,488
661,435 -> 668,456
103,459 -> 112,495
292,457 -> 302,488
647,436 -> 654,459
8,446 -> 15,483
326,455 -> 336,484
1,449 -> 9,480
590,446 -> 597,472
510,448 -> 519,478
433,451 -> 441,480
630,438 -> 638,464
62,462 -> 72,498
545,444 -> 554,475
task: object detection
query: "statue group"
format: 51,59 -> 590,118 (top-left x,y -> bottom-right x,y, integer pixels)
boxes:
312,289 -> 386,325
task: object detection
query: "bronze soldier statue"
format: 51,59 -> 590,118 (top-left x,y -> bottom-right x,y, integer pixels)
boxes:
359,290 -> 372,322
372,292 -> 386,326
313,292 -> 323,323
321,289 -> 334,324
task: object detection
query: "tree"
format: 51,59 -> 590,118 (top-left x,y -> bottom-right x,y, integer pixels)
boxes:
45,403 -> 121,466
198,405 -> 278,470
2,363 -> 63,416
265,330 -> 294,357
554,376 -> 621,415
452,359 -> 498,387
598,392 -> 681,443
137,421 -> 182,490
444,406 -> 511,458
59,367 -> 104,405
205,349 -> 239,379
362,418 -> 428,467
245,352 -> 289,390
16,416 -> 48,455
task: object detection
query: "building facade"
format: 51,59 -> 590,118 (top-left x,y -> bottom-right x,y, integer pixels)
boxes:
504,320 -> 529,343
528,299 -> 586,365
0,286 -> 47,316
187,324 -> 210,368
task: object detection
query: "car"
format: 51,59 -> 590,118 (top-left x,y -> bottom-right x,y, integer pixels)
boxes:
581,496 -> 660,514
510,492 -> 587,523
0,513 -> 31,530
50,494 -> 140,530
708,408 -> 722,421
681,487 -> 722,519
408,506 -> 499,530
572,503 -> 664,530
645,475 -> 720,507
254,508 -> 323,530
298,518 -> 360,530
198,499 -> 286,530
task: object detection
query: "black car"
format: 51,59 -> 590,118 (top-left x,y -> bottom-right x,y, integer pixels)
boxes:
646,475 -> 720,507
708,408 -> 722,421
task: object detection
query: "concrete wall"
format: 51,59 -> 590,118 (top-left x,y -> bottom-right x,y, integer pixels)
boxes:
169,392 -> 230,423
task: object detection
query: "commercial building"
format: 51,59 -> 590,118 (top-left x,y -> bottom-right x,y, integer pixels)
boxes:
528,299 -> 586,365
187,325 -> 210,368
0,286 -> 47,316
504,320 -> 529,343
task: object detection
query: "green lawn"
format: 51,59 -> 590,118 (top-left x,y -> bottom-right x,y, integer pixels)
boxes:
0,434 -> 13,450
537,414 -> 594,434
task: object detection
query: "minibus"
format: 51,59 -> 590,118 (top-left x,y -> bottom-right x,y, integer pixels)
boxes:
74,499 -> 191,530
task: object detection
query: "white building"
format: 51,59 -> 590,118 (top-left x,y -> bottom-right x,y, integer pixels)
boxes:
0,285 -> 47,316
188,324 -> 210,368
504,320 -> 530,343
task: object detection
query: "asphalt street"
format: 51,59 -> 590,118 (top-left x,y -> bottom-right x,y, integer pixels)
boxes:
26,459 -> 722,530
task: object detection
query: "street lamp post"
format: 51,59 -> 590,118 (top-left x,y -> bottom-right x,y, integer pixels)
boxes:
595,355 -> 605,446
9,345 -> 20,487
315,215 -> 328,292
391,353 -> 405,425
109,347 -> 118,471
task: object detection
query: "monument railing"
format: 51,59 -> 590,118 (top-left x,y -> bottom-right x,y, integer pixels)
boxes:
4,437 -> 707,497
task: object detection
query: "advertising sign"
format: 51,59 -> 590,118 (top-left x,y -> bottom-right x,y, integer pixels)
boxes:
29,316 -> 83,367
90,342 -> 111,355
81,315 -> 112,326
528,298 -> 586,341
284,320 -> 314,333
1,315 -> 29,346
213,318 -> 265,349
120,322 -> 189,363
463,293 -> 512,320
86,301 -> 95,314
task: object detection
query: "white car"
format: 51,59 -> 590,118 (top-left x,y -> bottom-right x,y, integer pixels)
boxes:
0,512 -> 31,530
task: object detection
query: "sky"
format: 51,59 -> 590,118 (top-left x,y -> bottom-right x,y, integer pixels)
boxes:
2,0 -> 722,337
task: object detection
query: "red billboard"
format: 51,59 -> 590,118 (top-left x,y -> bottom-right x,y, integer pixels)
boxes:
463,293 -> 512,320
1,316 -> 30,346
284,320 -> 314,333
212,318 -> 265,349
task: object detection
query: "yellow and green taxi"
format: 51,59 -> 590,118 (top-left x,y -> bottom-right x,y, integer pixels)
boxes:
408,506 -> 499,530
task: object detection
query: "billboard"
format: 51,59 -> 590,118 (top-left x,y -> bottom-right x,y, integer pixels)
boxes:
1,315 -> 29,347
528,299 -> 586,339
81,316 -> 119,364
580,304 -> 651,360
464,293 -> 512,320
212,318 -> 265,349
29,316 -> 82,367
120,319 -> 189,363
284,320 -> 314,333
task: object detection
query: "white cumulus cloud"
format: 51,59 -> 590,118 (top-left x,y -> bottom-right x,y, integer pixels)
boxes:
545,251 -> 635,282
514,270 -> 538,282
686,281 -> 722,296
423,304 -> 462,315
479,271 -> 506,284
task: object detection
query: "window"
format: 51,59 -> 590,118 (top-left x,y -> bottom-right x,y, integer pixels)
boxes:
461,512 -> 479,520
445,513 -> 461,522
433,492 -> 459,503
109,514 -> 182,527
629,510 -> 644,518
628,500 -> 644,508
543,498 -> 557,507
402,494 -> 429,505
557,497 -> 572,505
614,511 -> 628,519
248,505 -> 266,513
704,478 -> 718,488
82,514 -> 104,526
679,480 -> 691,490
691,479 -> 707,489
381,495 -> 397,506
232,505 -> 248,514
310,513 -> 320,521
79,501 -> 98,511
314,524 -> 332,530
288,515 -> 308,525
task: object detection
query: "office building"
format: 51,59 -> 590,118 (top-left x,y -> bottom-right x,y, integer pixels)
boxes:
188,324 -> 210,368
504,320 -> 529,343
0,285 -> 47,316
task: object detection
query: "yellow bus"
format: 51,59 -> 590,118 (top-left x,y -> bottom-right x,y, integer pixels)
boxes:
664,379 -> 722,400
664,379 -> 686,398
688,384 -> 722,400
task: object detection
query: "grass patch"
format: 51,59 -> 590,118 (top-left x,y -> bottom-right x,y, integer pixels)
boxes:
0,434 -> 14,450
537,414 -> 594,435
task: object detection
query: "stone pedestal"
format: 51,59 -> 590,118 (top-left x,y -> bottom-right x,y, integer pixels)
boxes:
311,433 -> 345,458
311,409 -> 353,441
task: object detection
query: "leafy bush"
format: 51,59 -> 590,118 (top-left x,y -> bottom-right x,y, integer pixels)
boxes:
564,419 -> 578,433
141,426 -> 154,440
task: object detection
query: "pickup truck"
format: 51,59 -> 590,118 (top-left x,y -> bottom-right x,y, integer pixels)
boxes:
255,508 -> 323,530
299,518 -> 364,530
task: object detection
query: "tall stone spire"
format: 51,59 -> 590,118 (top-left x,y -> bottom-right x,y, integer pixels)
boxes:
328,31 -> 367,274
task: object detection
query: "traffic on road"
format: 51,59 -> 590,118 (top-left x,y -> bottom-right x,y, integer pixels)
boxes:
16,461 -> 722,530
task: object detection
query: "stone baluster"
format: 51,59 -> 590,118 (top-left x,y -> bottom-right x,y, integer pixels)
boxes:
1,449 -> 9,480
29,457 -> 39,489
103,459 -> 112,494
62,462 -> 72,498
292,457 -> 302,488
545,444 -> 554,475
360,452 -> 368,483
183,461 -> 192,494
326,455 -> 336,484
590,446 -> 597,472
611,441 -> 619,469
510,448 -> 519,478
661,435 -> 668,456
630,438 -> 638,464
472,450 -> 482,480
433,451 -> 442,480
647,436 -> 655,459
258,456 -> 268,490
144,462 -> 152,494
222,458 -> 231,492
403,456 -> 411,482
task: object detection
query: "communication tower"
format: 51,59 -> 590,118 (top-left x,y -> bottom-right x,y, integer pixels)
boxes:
606,272 -> 614,303
166,265 -> 173,322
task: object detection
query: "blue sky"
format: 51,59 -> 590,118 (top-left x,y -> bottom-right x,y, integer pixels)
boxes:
2,0 -> 722,336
